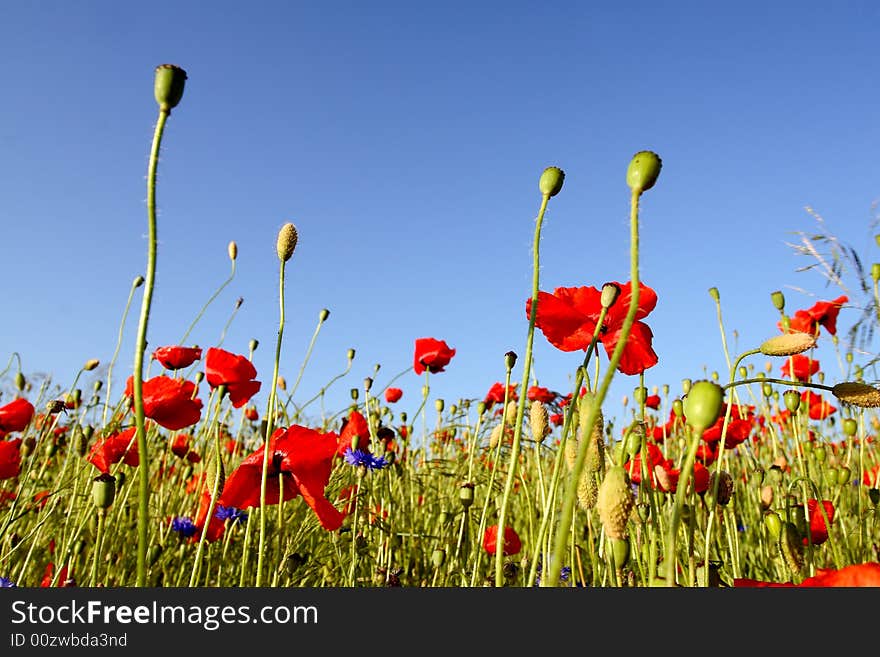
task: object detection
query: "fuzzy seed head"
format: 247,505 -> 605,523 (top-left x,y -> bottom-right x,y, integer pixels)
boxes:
228,241 -> 238,261
832,382 -> 880,408
596,466 -> 634,540
529,400 -> 548,441
760,332 -> 817,357
276,222 -> 298,262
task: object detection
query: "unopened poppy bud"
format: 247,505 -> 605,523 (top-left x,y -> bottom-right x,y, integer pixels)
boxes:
350,388 -> 359,401
872,263 -> 880,283
476,401 -> 486,417
84,359 -> 100,371
626,150 -> 662,194
762,382 -> 773,397
672,398 -> 683,417
276,222 -> 298,262
708,287 -> 720,302
193,371 -> 204,386
838,466 -> 851,485
760,332 -> 817,357
227,241 -> 238,262
681,378 -> 692,395
276,376 -> 286,391
154,64 -> 187,113
347,348 -> 356,362
596,466 -> 634,540
832,382 -> 880,408
431,548 -> 446,568
14,372 -> 25,391
319,308 -> 330,322
134,275 -> 145,288
538,166 -> 565,198
634,386 -> 647,405
504,351 -> 517,370
363,377 -> 373,393
435,399 -> 444,413
783,389 -> 800,412
770,290 -> 785,311
683,380 -> 723,432
249,339 -> 259,353
400,412 -> 407,423
93,379 -> 103,393
600,283 -> 620,309
609,536 -> 630,569
92,473 -> 116,509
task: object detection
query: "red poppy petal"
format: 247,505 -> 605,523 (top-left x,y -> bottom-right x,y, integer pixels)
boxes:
602,320 -> 658,375
529,291 -> 596,352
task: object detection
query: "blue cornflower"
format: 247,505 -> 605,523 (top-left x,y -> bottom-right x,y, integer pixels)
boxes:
215,505 -> 248,525
171,516 -> 197,538
0,576 -> 16,588
343,447 -> 389,471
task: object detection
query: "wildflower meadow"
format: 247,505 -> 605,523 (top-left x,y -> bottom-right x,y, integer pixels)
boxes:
2,64 -> 880,591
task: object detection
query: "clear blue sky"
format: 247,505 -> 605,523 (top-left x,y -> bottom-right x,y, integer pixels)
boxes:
1,1 -> 878,433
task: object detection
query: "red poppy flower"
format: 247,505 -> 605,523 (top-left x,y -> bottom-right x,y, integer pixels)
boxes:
413,338 -> 456,375
244,406 -> 259,422
804,499 -> 834,545
125,375 -> 203,430
644,394 -> 661,410
384,388 -> 403,403
220,425 -> 343,531
205,347 -> 262,408
482,525 -> 522,556
700,405 -> 754,448
778,296 -> 848,337
0,439 -> 23,480
527,386 -> 557,404
735,562 -> 880,587
193,490 -> 228,543
484,382 -> 518,406
86,427 -> 139,474
864,464 -> 880,487
170,433 -> 192,458
781,354 -> 820,381
337,409 -> 371,455
151,345 -> 203,370
624,443 -> 665,485
549,413 -> 564,426
651,460 -> 710,495
800,391 -> 836,420
40,562 -> 72,588
526,281 -> 659,376
0,398 -> 35,434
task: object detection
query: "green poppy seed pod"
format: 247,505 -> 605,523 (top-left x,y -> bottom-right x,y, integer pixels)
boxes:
350,388 -> 359,401
634,386 -> 647,405
626,150 -> 662,194
783,389 -> 801,412
838,466 -> 851,486
672,398 -> 683,417
347,348 -> 356,362
93,379 -> 103,393
476,401 -> 487,417
842,418 -> 857,436
276,222 -> 298,262
538,166 -> 565,198
228,241 -> 238,262
14,372 -> 25,391
682,380 -> 724,432
738,366 -> 748,379
319,308 -> 330,322
363,377 -> 373,393
194,371 -> 204,386
504,350 -> 517,371
708,287 -> 720,302
600,282 -> 621,309
609,536 -> 630,569
459,482 -> 475,509
84,358 -> 100,371
763,511 -> 782,539
825,467 -> 839,486
813,445 -> 826,462
770,290 -> 785,311
92,473 -> 116,509
868,488 -> 880,506
762,382 -> 773,398
134,275 -> 145,288
872,263 -> 880,283
154,64 -> 187,113
435,399 -> 444,413
249,338 -> 259,353
431,548 -> 446,568
681,378 -> 692,395
399,412 -> 408,424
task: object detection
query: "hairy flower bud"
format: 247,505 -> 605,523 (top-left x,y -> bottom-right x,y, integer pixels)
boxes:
276,222 -> 299,262
626,150 -> 662,194
228,241 -> 238,261
760,332 -> 818,357
539,166 -> 565,198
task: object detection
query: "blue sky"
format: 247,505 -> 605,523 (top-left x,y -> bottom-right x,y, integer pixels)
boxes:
1,1 -> 877,434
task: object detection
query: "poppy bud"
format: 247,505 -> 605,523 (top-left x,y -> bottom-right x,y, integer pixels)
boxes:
363,377 -> 373,393
350,388 -> 359,401
277,376 -> 287,391
633,386 -> 647,405
609,536 -> 630,569
770,290 -> 785,311
681,378 -> 692,395
228,241 -> 238,261
762,382 -> 773,397
760,332 -> 818,357
708,287 -> 720,302
842,418 -> 857,436
15,372 -> 25,391
838,466 -> 851,485
276,222 -> 299,262
84,359 -> 100,371
529,400 -> 548,441
431,549 -> 446,568
682,380 -> 723,432
319,308 -> 330,322
672,398 -> 683,417
134,275 -> 145,288
347,348 -> 356,362
872,263 -> 880,283
783,390 -> 800,412
626,150 -> 662,194
92,473 -> 116,509
205,453 -> 225,494
538,166 -> 565,198
832,382 -> 880,408
435,399 -> 444,413
825,467 -> 838,486
154,64 -> 187,113
763,510 -> 782,539
779,522 -> 804,577
600,283 -> 621,309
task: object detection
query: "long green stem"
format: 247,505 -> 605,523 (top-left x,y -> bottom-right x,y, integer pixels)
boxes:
495,194 -> 549,586
103,276 -> 143,428
545,189 -> 643,586
131,107 -> 169,587
256,259 -> 287,587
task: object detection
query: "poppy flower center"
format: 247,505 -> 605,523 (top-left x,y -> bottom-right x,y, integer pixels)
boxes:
271,451 -> 285,475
